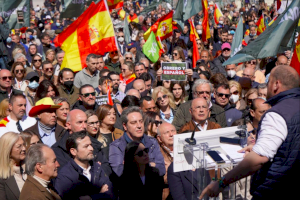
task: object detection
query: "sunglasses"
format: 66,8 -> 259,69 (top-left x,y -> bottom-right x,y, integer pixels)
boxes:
33,59 -> 42,62
246,61 -> 257,65
231,90 -> 239,95
0,76 -> 13,81
135,148 -> 149,157
223,48 -> 231,52
157,94 -> 168,102
45,68 -> 53,72
154,120 -> 163,126
172,52 -> 178,56
125,57 -> 133,60
81,92 -> 96,98
110,51 -> 118,55
216,92 -> 230,98
15,69 -> 24,74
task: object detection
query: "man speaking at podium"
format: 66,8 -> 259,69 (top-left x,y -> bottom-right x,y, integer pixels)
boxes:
200,65 -> 300,200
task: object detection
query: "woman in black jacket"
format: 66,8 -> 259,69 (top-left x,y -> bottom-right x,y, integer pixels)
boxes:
119,141 -> 164,200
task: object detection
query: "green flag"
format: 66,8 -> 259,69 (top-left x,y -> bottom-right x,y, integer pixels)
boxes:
223,0 -> 300,66
61,0 -> 94,18
174,0 -> 202,25
0,0 -> 30,29
142,31 -> 160,63
230,17 -> 243,57
124,14 -> 131,44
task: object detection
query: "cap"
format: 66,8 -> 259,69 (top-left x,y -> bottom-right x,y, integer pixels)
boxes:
221,42 -> 231,50
127,42 -> 137,49
25,72 -> 39,81
45,15 -> 51,19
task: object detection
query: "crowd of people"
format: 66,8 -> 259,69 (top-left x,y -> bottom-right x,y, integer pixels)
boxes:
0,0 -> 299,200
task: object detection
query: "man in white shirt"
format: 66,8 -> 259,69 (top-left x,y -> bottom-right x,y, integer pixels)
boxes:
54,131 -> 113,199
200,65 -> 300,200
0,94 -> 36,137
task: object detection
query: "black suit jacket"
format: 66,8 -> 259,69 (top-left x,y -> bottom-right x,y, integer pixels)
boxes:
24,122 -> 66,143
0,176 -> 20,200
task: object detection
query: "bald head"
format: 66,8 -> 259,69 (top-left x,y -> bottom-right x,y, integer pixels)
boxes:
243,67 -> 255,81
0,69 -> 12,90
66,109 -> 87,133
191,97 -> 209,108
133,79 -> 146,93
157,122 -> 176,150
190,98 -> 210,124
126,89 -> 141,99
270,65 -> 300,90
276,55 -> 288,66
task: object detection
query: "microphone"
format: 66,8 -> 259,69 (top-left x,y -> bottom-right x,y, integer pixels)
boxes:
210,104 -> 236,118
185,121 -> 201,145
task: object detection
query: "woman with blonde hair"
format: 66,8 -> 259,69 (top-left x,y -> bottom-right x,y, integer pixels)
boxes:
152,86 -> 176,123
96,104 -> 124,159
0,132 -> 27,200
0,98 -> 10,120
11,62 -> 27,91
45,49 -> 57,66
228,80 -> 247,110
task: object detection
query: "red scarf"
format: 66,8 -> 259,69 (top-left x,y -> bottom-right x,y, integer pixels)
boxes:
120,73 -> 136,85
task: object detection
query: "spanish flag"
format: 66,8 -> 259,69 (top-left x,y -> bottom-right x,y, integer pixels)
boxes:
189,19 -> 200,69
118,8 -> 126,20
277,0 -> 282,11
144,11 -> 174,41
256,14 -> 266,36
214,3 -> 223,25
127,13 -> 139,23
54,1 -> 118,72
202,0 -> 211,42
268,16 -> 277,26
290,34 -> 300,76
106,0 -> 124,11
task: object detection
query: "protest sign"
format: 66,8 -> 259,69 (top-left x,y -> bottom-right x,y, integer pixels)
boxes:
96,95 -> 108,106
161,62 -> 187,81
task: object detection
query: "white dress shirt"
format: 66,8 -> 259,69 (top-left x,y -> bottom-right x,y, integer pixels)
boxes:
0,115 -> 37,137
79,165 -> 92,182
252,112 -> 288,160
194,120 -> 208,131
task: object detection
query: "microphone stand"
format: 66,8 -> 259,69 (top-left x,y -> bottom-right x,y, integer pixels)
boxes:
185,121 -> 201,145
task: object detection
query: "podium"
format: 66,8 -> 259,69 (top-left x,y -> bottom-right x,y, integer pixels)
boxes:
173,126 -> 247,200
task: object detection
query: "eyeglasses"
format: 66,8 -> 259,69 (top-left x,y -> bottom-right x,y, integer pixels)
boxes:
231,90 -> 239,95
154,120 -> 162,126
134,148 -> 149,157
246,61 -> 257,65
33,59 -> 42,62
194,91 -> 210,96
172,52 -> 178,56
87,121 -> 100,127
157,94 -> 168,102
0,76 -> 13,81
45,68 -> 53,72
216,92 -> 230,98
81,92 -> 96,98
15,69 -> 24,74
125,57 -> 133,60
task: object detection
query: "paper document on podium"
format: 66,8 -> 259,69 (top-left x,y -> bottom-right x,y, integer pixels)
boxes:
221,144 -> 244,162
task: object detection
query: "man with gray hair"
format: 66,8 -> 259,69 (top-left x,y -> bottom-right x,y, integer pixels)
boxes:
74,53 -> 100,88
257,83 -> 267,99
172,79 -> 227,131
19,144 -> 61,200
109,106 -> 165,177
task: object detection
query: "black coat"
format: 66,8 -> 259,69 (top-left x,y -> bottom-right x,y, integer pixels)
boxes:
54,159 -> 113,200
52,132 -> 112,177
0,176 -> 20,200
118,166 -> 164,200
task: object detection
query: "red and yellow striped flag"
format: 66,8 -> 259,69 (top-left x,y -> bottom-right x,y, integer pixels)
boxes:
189,19 -> 200,68
268,16 -> 277,26
127,13 -> 139,23
290,34 -> 300,76
54,1 -> 117,72
214,3 -> 223,25
256,14 -> 266,36
106,0 -> 123,11
144,11 -> 174,41
118,8 -> 126,20
202,0 -> 211,42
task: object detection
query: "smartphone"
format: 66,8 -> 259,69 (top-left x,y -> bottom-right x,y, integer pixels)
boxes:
207,151 -> 225,164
